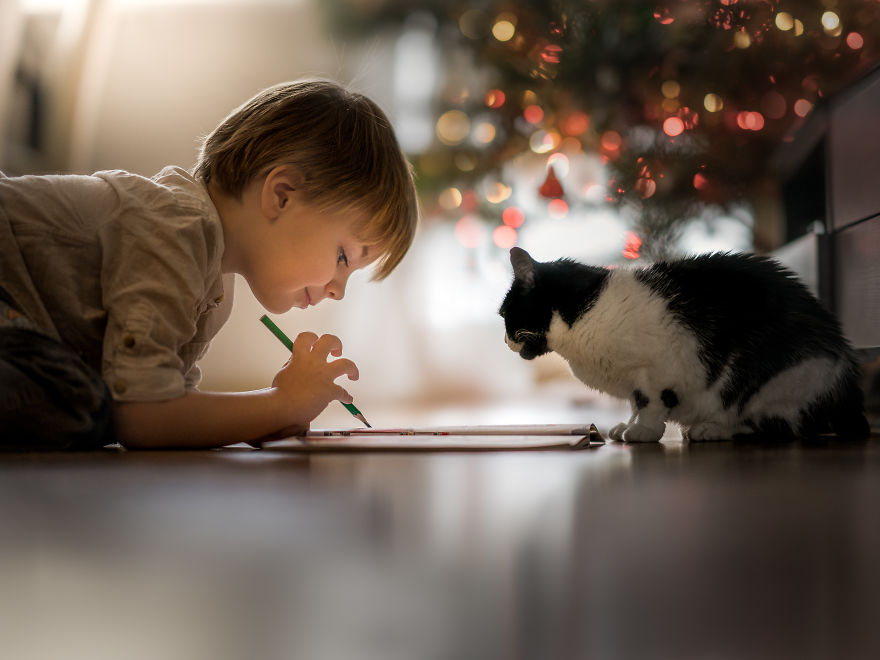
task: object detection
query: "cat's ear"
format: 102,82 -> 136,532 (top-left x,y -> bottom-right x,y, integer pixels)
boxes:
510,247 -> 536,288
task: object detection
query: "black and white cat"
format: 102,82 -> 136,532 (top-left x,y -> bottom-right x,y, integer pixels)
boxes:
500,247 -> 870,442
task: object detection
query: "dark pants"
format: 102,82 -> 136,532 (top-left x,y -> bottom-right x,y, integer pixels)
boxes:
0,327 -> 115,450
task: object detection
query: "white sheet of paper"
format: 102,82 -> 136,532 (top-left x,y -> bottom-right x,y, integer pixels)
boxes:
263,424 -> 604,451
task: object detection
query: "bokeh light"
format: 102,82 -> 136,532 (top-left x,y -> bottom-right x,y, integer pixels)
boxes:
635,177 -> 656,199
821,11 -> 840,33
761,91 -> 787,119
547,198 -> 569,218
703,93 -> 724,112
661,80 -> 680,98
492,14 -> 516,42
471,120 -> 497,145
529,129 -> 558,154
502,206 -> 525,228
485,89 -> 506,108
436,110 -> 470,145
734,31 -> 751,48
438,187 -> 462,211
775,12 -> 794,31
484,181 -> 512,204
847,32 -> 864,50
547,152 -> 570,177
653,8 -> 674,24
793,98 -> 813,117
736,111 -> 765,131
622,231 -> 642,259
561,111 -> 590,136
523,104 -> 544,124
458,9 -> 487,39
663,116 -> 684,136
600,130 -> 622,151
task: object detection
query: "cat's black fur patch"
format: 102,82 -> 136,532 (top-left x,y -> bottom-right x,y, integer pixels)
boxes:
661,389 -> 679,408
633,389 -> 649,409
633,253 -> 852,412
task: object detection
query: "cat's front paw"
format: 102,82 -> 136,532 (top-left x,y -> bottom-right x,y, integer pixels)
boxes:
622,423 -> 664,443
609,423 -> 628,442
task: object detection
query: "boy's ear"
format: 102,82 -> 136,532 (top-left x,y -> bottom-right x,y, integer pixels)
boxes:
510,247 -> 536,288
261,166 -> 304,219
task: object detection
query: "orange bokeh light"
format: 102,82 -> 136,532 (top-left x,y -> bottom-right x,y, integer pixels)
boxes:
548,198 -> 569,218
523,105 -> 544,124
600,130 -> 622,151
562,112 -> 590,136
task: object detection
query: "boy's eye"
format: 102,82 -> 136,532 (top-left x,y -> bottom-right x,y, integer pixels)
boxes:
337,248 -> 349,267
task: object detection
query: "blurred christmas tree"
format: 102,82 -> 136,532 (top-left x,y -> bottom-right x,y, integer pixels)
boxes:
324,0 -> 879,259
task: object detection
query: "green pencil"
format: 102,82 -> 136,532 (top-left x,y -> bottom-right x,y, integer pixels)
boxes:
259,314 -> 372,428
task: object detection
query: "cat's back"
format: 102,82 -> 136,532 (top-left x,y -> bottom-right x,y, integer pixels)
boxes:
635,252 -> 845,349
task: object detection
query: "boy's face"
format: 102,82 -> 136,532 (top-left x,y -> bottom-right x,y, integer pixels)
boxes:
244,197 -> 376,314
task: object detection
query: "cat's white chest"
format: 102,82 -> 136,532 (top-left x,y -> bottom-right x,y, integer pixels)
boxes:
545,272 -> 696,398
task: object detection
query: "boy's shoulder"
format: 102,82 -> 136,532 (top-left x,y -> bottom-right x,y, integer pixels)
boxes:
88,166 -> 216,221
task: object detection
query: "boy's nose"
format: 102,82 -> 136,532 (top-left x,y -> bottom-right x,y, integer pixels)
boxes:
324,275 -> 348,301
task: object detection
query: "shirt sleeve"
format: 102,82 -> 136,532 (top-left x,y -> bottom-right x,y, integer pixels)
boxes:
97,175 -> 220,402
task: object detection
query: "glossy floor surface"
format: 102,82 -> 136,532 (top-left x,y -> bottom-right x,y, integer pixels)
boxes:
3,410 -> 879,660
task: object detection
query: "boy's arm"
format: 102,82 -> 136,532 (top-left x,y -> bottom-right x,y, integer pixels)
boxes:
114,331 -> 357,449
115,389 -> 300,449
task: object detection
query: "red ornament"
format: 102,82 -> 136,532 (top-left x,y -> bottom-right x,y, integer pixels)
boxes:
538,165 -> 564,198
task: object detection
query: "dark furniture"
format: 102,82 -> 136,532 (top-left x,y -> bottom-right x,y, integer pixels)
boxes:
773,64 -> 880,429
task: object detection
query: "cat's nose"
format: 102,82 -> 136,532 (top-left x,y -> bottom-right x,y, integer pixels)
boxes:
504,334 -> 522,352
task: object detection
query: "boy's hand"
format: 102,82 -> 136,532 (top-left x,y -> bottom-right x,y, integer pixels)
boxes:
272,331 -> 359,423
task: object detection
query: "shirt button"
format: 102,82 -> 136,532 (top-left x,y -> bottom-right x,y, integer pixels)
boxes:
113,380 -> 127,395
123,335 -> 136,348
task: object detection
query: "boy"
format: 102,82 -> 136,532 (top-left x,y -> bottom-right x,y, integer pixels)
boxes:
0,79 -> 418,450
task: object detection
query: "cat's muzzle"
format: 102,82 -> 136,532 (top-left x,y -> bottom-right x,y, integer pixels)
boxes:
505,333 -> 545,360
505,333 -> 524,354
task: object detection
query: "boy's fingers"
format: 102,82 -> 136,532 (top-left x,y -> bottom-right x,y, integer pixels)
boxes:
312,334 -> 343,359
292,331 -> 319,351
329,358 -> 359,381
334,386 -> 354,405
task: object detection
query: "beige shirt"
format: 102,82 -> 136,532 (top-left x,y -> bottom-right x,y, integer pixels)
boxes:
0,166 -> 233,401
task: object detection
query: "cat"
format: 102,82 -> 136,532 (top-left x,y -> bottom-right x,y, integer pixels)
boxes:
499,247 -> 870,442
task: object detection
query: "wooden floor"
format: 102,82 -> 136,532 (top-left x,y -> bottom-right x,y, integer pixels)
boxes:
3,402 -> 879,660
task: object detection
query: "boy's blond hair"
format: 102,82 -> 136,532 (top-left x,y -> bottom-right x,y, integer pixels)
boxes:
194,79 -> 418,280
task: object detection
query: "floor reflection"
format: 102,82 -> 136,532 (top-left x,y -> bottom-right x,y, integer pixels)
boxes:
2,429 -> 879,659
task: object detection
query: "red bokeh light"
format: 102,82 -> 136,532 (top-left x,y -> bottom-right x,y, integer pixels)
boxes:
663,116 -> 684,136
485,89 -> 506,108
493,225 -> 518,249
502,206 -> 525,227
